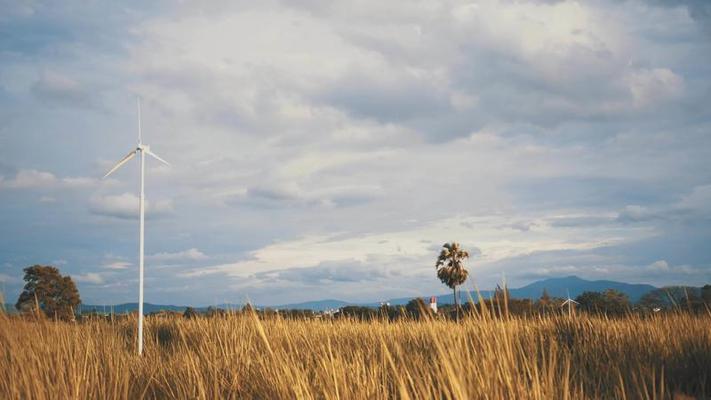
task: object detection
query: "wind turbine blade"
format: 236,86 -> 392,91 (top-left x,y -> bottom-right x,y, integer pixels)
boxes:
145,149 -> 170,166
103,150 -> 137,178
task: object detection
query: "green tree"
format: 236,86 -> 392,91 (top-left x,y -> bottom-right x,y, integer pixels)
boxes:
338,305 -> 378,320
15,265 -> 81,321
435,242 -> 470,321
575,291 -> 606,313
206,306 -> 225,318
638,290 -> 666,311
576,289 -> 630,315
637,286 -> 710,313
405,298 -> 432,320
537,289 -> 552,316
183,307 -> 199,319
601,289 -> 630,314
702,285 -> 711,305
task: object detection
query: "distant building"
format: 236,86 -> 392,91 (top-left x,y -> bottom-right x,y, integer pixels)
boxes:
429,296 -> 438,313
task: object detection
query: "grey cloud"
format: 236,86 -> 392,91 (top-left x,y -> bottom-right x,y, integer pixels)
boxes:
0,1 -> 161,56
230,183 -> 380,209
72,272 -> 105,284
616,205 -> 661,223
548,216 -> 614,228
616,185 -> 711,224
147,248 -> 208,264
0,272 -> 20,284
427,242 -> 482,257
316,70 -> 451,123
255,259 -> 390,284
1,0 -> 710,306
0,169 -> 56,189
89,193 -> 174,220
31,71 -> 94,109
646,0 -> 711,31
0,162 -> 16,177
0,169 -> 99,190
510,177 -> 680,210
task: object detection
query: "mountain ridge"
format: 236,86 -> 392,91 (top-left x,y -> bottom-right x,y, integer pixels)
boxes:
72,276 -> 661,313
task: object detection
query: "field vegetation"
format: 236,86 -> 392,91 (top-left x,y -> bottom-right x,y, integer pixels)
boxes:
1,305 -> 709,399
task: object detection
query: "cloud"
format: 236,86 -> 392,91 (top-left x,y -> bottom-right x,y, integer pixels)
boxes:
316,69 -> 451,123
182,210 -> 648,284
61,177 -> 98,188
0,169 -> 98,190
616,185 -> 711,224
647,260 -> 670,272
255,259 -> 389,284
626,68 -> 684,108
0,273 -> 19,284
1,0 -> 710,305
676,184 -> 711,215
0,169 -> 56,188
102,261 -> 131,270
231,183 -> 381,209
647,0 -> 711,32
31,70 -> 94,108
616,205 -> 657,223
147,248 -> 208,264
89,193 -> 174,219
73,272 -> 104,285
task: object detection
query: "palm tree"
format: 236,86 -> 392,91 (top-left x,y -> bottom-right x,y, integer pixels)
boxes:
435,242 -> 470,321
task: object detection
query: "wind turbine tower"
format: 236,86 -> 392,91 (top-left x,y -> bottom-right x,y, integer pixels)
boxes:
103,98 -> 169,355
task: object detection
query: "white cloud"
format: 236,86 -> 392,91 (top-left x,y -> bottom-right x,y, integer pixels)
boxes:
626,68 -> 684,108
73,272 -> 104,285
0,169 -> 57,188
148,248 -> 208,264
31,70 -> 94,108
183,210 -> 654,282
1,0 -> 710,305
102,261 -> 131,270
89,193 -> 174,219
677,185 -> 711,215
0,273 -> 19,284
647,260 -> 670,272
0,169 -> 98,190
61,177 -> 98,188
100,254 -> 132,270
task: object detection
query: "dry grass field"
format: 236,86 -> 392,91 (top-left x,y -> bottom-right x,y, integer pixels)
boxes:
1,309 -> 710,399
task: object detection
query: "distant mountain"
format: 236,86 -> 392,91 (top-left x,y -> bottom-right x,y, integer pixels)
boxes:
507,276 -> 657,302
80,303 -> 188,315
272,299 -> 352,311
74,276 -> 660,314
428,276 -> 657,304
80,300 -> 351,314
388,276 -> 657,305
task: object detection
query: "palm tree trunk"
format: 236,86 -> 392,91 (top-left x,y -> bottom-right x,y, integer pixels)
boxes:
454,286 -> 459,322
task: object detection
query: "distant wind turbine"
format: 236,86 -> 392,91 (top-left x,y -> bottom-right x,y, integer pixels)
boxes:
561,290 -> 579,318
103,97 -> 169,355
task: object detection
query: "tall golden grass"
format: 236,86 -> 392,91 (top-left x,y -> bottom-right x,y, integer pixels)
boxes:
1,309 -> 709,399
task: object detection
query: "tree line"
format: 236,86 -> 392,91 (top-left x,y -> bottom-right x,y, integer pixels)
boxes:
11,259 -> 711,322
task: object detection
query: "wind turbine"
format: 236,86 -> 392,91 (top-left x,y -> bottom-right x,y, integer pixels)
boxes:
561,290 -> 579,318
103,98 -> 169,355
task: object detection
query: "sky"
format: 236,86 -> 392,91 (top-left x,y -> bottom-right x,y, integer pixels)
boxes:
1,0 -> 710,307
